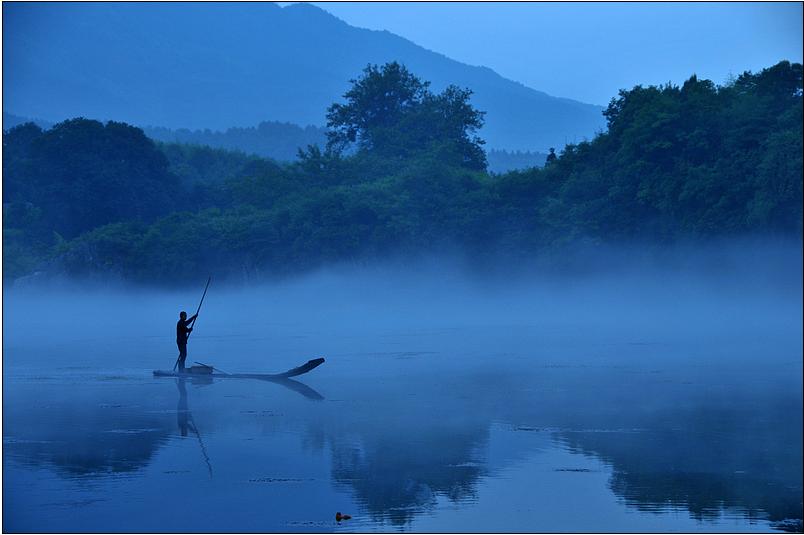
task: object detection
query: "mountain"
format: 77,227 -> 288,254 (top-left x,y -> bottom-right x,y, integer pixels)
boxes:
3,2 -> 605,151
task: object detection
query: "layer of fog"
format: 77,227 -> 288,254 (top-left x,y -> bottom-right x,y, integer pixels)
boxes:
3,238 -> 801,372
4,239 -> 801,530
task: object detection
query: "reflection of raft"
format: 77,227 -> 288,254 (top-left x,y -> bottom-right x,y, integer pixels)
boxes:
153,357 -> 325,380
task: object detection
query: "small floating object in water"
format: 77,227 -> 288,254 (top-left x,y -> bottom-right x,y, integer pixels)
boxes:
335,512 -> 351,521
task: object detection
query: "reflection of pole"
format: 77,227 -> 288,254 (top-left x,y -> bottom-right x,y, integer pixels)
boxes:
176,378 -> 213,478
188,414 -> 213,478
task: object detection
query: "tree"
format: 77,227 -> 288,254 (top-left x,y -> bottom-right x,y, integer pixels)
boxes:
326,62 -> 487,170
545,148 -> 557,165
2,122 -> 44,203
4,118 -> 181,238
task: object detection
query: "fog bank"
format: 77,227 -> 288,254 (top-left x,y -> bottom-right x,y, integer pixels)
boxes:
4,239 -> 801,364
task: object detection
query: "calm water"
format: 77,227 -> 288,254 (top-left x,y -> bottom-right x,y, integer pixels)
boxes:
3,266 -> 803,532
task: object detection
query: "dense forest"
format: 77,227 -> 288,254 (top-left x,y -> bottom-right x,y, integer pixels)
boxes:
3,61 -> 802,283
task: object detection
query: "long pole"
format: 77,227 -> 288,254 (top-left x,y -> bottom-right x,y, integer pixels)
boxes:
173,276 -> 211,371
187,276 -> 211,342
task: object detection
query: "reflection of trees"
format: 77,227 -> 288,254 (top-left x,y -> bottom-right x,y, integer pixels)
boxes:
320,366 -> 803,529
5,377 -> 225,478
4,396 -> 171,477
314,373 -> 502,527
329,427 -> 488,526
22,432 -> 168,477
7,360 -> 800,531
556,399 -> 803,526
608,469 -> 798,524
5,375 -> 323,480
5,378 -> 208,478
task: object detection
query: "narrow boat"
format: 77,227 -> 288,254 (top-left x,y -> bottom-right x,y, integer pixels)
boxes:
153,357 -> 325,380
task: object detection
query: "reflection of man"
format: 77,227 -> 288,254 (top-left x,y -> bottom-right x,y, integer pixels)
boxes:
176,378 -> 192,437
175,378 -> 212,477
176,311 -> 198,371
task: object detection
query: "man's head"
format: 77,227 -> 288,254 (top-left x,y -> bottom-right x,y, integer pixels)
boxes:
180,311 -> 187,320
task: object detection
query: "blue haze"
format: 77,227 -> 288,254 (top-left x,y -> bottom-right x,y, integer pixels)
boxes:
2,2 -> 605,151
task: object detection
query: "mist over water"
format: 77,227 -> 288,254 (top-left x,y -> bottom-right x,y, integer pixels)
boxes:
3,240 -> 802,532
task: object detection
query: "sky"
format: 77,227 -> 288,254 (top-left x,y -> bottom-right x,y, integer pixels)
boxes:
310,2 -> 803,106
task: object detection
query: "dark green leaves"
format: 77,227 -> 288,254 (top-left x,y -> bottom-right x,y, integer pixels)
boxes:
326,62 -> 486,171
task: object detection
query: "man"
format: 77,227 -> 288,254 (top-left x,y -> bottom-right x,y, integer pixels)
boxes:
176,311 -> 198,371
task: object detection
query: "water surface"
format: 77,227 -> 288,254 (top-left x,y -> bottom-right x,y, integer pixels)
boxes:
4,261 -> 803,532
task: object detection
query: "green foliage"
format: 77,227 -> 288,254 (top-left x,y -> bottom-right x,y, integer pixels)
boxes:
3,62 -> 802,283
326,62 -> 487,170
2,122 -> 44,203
158,142 -> 261,186
540,61 -> 804,240
3,118 -> 180,239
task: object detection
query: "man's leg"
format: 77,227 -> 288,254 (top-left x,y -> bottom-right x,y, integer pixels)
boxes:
178,344 -> 187,370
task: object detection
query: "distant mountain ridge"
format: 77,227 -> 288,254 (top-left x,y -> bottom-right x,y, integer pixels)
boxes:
142,122 -> 327,162
3,2 -> 605,150
3,113 -> 53,131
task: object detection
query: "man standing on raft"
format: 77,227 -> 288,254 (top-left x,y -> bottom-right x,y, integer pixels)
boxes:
176,311 -> 198,371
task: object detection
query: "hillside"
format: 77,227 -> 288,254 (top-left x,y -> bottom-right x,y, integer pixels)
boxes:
3,2 -> 604,151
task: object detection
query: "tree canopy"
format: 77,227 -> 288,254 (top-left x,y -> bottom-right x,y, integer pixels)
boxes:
3,61 -> 802,283
326,62 -> 487,170
3,118 -> 180,239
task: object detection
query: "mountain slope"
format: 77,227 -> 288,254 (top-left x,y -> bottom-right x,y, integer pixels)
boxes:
3,2 -> 605,150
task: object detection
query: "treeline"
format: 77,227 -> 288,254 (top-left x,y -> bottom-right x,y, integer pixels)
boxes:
505,61 -> 803,242
147,121 -> 547,173
3,113 -> 329,165
486,149 -> 547,174
4,112 -> 549,174
3,61 -> 801,283
143,121 -> 328,162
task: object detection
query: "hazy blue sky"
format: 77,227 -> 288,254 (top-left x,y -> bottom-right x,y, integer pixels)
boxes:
309,2 -> 803,105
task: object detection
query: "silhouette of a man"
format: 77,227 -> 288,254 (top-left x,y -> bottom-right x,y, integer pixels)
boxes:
176,311 -> 198,371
